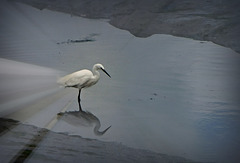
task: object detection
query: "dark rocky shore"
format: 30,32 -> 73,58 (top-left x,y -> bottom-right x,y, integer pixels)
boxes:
0,118 -> 195,162
10,0 -> 240,53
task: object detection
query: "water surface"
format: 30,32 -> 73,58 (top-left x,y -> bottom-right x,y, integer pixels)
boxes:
0,1 -> 240,162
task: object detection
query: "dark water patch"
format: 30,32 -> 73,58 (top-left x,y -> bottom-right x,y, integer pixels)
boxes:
56,38 -> 95,45
83,151 -> 99,156
56,34 -> 98,45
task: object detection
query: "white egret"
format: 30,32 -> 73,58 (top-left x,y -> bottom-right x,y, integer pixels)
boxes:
57,63 -> 111,110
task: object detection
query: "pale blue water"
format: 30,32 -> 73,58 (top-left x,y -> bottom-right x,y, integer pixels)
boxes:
0,1 -> 240,162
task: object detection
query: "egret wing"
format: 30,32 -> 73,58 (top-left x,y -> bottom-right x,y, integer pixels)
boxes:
58,70 -> 92,88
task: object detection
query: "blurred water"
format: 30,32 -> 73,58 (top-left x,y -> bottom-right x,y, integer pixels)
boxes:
0,1 -> 240,162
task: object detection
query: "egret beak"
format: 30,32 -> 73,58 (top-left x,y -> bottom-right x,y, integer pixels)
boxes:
101,68 -> 111,78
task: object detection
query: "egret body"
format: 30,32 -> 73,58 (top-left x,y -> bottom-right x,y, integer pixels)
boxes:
58,63 -> 111,110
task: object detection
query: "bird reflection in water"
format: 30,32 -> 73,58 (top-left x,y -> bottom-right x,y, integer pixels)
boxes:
57,109 -> 111,136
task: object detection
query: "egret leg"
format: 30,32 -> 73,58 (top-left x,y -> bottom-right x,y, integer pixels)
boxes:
78,89 -> 82,111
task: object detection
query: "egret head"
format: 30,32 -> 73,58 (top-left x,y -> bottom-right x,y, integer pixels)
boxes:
94,63 -> 111,78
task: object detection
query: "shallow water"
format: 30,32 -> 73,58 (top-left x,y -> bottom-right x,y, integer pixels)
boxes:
0,1 -> 240,162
